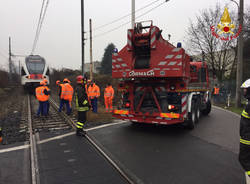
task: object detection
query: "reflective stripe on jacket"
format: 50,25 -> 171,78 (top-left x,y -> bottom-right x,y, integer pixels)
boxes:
36,86 -> 49,102
61,83 -> 74,100
242,110 -> 250,119
104,86 -> 114,98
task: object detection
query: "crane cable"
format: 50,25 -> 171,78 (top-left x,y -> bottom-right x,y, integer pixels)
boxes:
31,0 -> 49,55
92,0 -> 167,39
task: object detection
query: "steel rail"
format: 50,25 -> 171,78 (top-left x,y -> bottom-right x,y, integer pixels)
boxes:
28,95 -> 40,184
49,98 -> 136,184
49,98 -> 76,129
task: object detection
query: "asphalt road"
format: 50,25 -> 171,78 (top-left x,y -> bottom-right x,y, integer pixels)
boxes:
0,106 -> 245,184
88,107 -> 245,184
37,131 -> 128,184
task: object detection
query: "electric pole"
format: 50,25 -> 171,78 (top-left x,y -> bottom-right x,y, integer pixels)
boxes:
89,19 -> 93,81
131,0 -> 135,28
8,37 -> 12,81
81,0 -> 85,76
235,0 -> 244,108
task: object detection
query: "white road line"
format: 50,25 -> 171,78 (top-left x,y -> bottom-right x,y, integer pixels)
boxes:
213,105 -> 241,118
86,121 -> 127,131
0,121 -> 125,153
37,132 -> 75,144
36,121 -> 127,145
0,144 -> 30,154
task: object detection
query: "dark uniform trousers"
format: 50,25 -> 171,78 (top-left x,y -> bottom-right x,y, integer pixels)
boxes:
77,111 -> 87,128
239,103 -> 250,176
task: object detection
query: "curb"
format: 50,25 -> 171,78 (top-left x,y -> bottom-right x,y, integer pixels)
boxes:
212,105 -> 241,118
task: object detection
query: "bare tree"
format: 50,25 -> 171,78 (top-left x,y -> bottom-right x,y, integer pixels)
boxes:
185,4 -> 238,82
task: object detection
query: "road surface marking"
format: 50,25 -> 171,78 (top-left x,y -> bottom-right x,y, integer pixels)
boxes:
38,132 -> 75,144
0,144 -> 29,154
86,121 -> 128,131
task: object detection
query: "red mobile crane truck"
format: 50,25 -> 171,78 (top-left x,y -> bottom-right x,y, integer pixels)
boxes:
112,21 -> 211,129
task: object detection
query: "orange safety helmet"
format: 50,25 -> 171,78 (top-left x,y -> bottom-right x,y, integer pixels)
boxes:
63,78 -> 70,83
56,80 -> 60,85
40,81 -> 45,86
43,79 -> 48,85
76,75 -> 84,84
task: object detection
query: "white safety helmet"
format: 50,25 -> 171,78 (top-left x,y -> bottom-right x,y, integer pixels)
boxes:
241,79 -> 250,99
241,79 -> 250,89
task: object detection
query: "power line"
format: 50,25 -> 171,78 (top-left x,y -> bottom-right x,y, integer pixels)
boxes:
36,0 -> 49,47
92,0 -> 161,31
92,1 -> 167,39
31,0 -> 46,54
31,0 -> 49,54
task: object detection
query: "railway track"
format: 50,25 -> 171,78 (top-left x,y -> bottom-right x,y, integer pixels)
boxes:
27,94 -> 135,184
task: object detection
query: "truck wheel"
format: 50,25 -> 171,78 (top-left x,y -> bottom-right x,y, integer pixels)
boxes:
196,103 -> 201,121
187,104 -> 197,129
201,100 -> 211,116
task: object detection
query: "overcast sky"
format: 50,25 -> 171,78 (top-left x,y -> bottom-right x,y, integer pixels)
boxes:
0,0 -> 249,71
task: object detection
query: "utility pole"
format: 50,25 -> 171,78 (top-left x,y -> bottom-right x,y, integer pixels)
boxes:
8,37 -> 12,81
89,19 -> 93,81
131,0 -> 135,28
81,0 -> 85,76
235,0 -> 244,108
18,60 -> 21,75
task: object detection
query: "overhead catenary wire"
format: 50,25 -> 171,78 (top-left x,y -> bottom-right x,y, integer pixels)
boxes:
31,0 -> 46,54
92,0 -> 161,31
36,0 -> 49,44
31,0 -> 50,55
91,0 -> 167,39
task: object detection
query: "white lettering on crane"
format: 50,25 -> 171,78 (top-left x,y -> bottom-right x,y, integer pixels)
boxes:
129,70 -> 154,77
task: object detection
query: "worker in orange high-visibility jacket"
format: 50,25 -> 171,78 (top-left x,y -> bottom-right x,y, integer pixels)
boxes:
36,81 -> 50,116
104,83 -> 114,112
56,80 -> 64,110
212,84 -> 220,104
59,78 -> 74,115
43,79 -> 51,115
88,81 -> 100,113
85,80 -> 91,96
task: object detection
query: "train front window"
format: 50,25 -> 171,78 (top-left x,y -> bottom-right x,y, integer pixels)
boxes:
26,61 -> 45,74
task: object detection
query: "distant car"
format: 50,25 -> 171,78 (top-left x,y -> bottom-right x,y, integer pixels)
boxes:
21,55 -> 50,92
